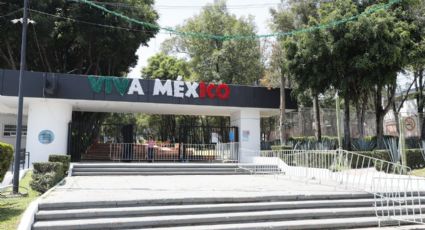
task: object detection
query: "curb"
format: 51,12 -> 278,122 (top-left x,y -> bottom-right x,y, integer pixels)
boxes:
17,174 -> 68,230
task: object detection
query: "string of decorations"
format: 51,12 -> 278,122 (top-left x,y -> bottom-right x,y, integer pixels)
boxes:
74,0 -> 402,40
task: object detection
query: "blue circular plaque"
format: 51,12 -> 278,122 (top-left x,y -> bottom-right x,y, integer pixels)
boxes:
38,130 -> 55,144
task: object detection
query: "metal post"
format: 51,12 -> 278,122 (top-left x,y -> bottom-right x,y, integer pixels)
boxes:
13,0 -> 30,194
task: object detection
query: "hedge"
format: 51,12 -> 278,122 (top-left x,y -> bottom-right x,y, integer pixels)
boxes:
48,155 -> 71,175
271,145 -> 292,151
355,149 -> 425,171
31,162 -> 64,193
0,142 -> 14,182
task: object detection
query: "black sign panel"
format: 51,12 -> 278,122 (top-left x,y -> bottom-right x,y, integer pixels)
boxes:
0,69 -> 297,110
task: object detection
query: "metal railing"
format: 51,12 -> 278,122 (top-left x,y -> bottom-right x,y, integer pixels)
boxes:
259,149 -> 411,193
373,177 -> 425,226
258,149 -> 425,225
110,142 -> 239,162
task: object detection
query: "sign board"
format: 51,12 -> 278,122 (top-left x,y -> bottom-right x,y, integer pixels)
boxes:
88,76 -> 230,100
211,133 -> 219,143
38,130 -> 54,144
229,130 -> 235,142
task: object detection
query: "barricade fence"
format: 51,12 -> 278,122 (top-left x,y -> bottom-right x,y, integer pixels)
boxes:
110,142 -> 239,162
259,149 -> 411,192
256,149 -> 425,225
373,177 -> 425,226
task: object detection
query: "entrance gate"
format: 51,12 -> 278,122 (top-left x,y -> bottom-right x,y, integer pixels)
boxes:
67,122 -> 239,162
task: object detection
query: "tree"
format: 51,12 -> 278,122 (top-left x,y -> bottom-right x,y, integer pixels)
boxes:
163,0 -> 263,85
405,0 -> 425,138
270,0 -> 321,143
1,1 -> 158,155
313,0 -> 412,147
0,0 -> 158,75
142,52 -> 191,80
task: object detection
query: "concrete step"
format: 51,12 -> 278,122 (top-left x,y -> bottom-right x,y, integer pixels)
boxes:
71,163 -> 241,168
131,217 -> 401,230
35,198 -> 379,220
37,193 -> 374,210
72,167 -> 245,172
72,171 -> 250,176
32,207 -> 394,230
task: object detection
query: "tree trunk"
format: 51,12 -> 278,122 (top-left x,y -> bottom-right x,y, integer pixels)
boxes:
313,93 -> 322,141
417,69 -> 425,140
343,93 -> 351,150
392,101 -> 400,135
355,103 -> 365,139
375,86 -> 385,146
279,75 -> 286,144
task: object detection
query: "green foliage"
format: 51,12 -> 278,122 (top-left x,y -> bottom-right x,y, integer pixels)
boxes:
163,1 -> 263,84
0,171 -> 40,230
142,53 -> 191,80
32,162 -> 63,175
271,145 -> 292,151
0,142 -> 13,182
288,136 -> 338,150
30,172 -> 61,194
0,0 -> 158,75
48,155 -> 71,175
31,162 -> 64,194
405,149 -> 425,169
351,138 -> 377,151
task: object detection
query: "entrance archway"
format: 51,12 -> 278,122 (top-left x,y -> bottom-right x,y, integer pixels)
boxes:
0,69 -> 297,165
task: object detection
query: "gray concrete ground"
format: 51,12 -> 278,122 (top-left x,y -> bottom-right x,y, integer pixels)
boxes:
39,175 -> 357,204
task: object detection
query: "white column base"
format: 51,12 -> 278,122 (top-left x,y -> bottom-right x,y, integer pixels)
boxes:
231,110 -> 261,163
26,101 -> 72,166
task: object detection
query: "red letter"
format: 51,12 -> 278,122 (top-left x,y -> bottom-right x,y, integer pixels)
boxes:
199,81 -> 206,98
207,83 -> 216,99
216,83 -> 230,100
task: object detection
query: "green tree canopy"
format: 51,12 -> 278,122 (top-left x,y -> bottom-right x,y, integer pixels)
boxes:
162,0 -> 263,85
0,0 -> 158,76
141,53 -> 191,80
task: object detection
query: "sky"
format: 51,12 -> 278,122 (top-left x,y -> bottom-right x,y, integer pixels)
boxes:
127,0 -> 281,78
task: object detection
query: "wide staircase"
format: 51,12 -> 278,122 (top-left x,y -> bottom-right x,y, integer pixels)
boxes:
81,143 -> 111,161
32,192 -> 419,230
71,163 -> 256,176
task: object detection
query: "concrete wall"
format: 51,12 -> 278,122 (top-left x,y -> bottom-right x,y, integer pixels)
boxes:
0,113 -> 27,151
26,101 -> 72,165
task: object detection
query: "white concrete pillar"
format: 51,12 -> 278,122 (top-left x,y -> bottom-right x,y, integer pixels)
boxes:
26,101 -> 72,165
230,110 -> 261,163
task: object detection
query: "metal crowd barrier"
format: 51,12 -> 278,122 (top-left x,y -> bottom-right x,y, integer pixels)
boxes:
110,142 -> 239,163
258,149 -> 425,225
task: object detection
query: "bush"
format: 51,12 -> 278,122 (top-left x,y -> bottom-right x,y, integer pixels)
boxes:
405,149 -> 425,170
351,138 -> 377,151
30,172 -> 60,193
288,136 -> 338,150
0,142 -> 14,182
271,145 -> 292,151
48,155 -> 71,175
31,162 -> 64,193
33,162 -> 63,175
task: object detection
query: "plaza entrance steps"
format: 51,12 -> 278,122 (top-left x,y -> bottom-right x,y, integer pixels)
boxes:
32,193 -> 425,230
70,163 -> 263,176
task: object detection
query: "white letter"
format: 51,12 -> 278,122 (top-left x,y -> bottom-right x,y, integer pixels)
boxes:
127,79 -> 144,95
174,76 -> 184,98
153,79 -> 172,96
185,82 -> 199,98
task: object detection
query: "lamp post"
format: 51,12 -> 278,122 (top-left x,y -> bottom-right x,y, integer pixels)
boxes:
12,0 -> 30,194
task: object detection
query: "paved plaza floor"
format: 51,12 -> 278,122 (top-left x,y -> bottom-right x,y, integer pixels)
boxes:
40,174 -> 363,205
